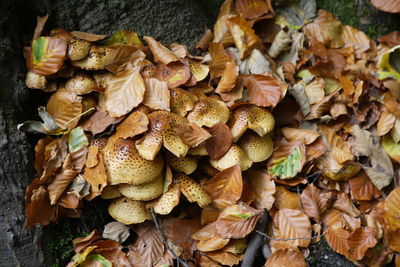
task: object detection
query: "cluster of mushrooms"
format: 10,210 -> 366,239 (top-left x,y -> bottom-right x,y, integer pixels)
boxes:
22,15 -> 276,227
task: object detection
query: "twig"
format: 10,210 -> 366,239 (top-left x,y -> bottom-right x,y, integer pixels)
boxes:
150,209 -> 189,267
256,230 -> 324,241
241,210 -> 269,267
297,186 -> 304,212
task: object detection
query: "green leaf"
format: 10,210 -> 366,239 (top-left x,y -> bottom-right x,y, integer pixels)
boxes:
68,127 -> 88,153
378,45 -> 400,83
32,37 -> 48,64
107,30 -> 143,46
269,147 -> 302,179
382,134 -> 400,164
87,254 -> 112,267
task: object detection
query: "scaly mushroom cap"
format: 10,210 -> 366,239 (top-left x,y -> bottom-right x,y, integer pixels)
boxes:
136,111 -> 189,160
108,197 -> 151,225
238,131 -> 273,162
81,96 -> 97,116
25,71 -> 46,89
170,87 -> 198,116
118,174 -> 163,201
176,173 -> 212,208
151,180 -> 181,215
67,37 -> 91,61
188,144 -> 208,156
209,144 -> 253,171
228,105 -> 275,142
65,74 -> 96,95
102,136 -> 164,185
92,137 -> 108,149
93,71 -> 113,88
72,45 -> 107,70
164,150 -> 198,174
187,96 -> 230,128
101,185 -> 121,199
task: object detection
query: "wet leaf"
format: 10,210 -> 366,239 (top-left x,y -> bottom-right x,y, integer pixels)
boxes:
205,122 -> 233,160
205,165 -> 243,202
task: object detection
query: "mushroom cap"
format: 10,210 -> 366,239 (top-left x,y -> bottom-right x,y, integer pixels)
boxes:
176,173 -> 212,208
102,136 -> 164,185
118,174 -> 164,201
67,37 -> 91,61
81,96 -> 97,116
238,131 -> 273,162
136,111 -> 189,160
170,87 -> 198,116
65,74 -> 96,95
187,97 -> 230,128
72,45 -> 107,70
151,180 -> 181,215
92,137 -> 108,149
108,197 -> 151,225
228,105 -> 275,142
101,185 -> 121,199
209,144 -> 253,171
25,71 -> 46,89
164,150 -> 198,174
93,71 -> 113,88
188,144 -> 208,156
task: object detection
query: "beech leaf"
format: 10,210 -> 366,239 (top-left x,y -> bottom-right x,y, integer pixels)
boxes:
103,221 -> 130,243
268,141 -> 306,179
277,209 -> 312,247
143,78 -> 170,111
115,111 -> 149,139
174,122 -> 212,147
205,165 -> 243,203
248,169 -> 275,210
245,74 -> 282,108
205,122 -> 233,160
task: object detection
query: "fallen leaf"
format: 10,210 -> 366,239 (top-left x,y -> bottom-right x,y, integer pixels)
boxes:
289,81 -> 310,116
305,77 -> 325,105
205,165 -> 243,202
216,61 -> 238,93
104,45 -> 137,74
69,127 -> 89,171
235,0 -> 272,20
33,15 -> 49,40
174,122 -> 212,147
83,152 -> 108,199
377,110 -> 396,136
300,184 -> 332,222
333,193 -> 361,217
133,224 -> 164,267
379,31 -> 400,46
196,29 -> 214,51
268,29 -> 291,59
276,0 -> 316,27
347,227 -> 378,260
83,110 -> 122,135
381,134 -> 400,163
325,227 -> 350,256
240,49 -> 271,75
277,209 -> 311,247
248,169 -> 275,210
265,248 -> 306,267
349,171 -> 382,201
245,74 -> 282,108
205,250 -> 243,266
197,237 -> 230,252
144,36 -> 178,64
205,122 -> 233,160
384,187 -> 400,229
143,78 -> 170,111
281,127 -> 320,145
71,31 -> 107,42
268,141 -> 306,179
209,42 -> 232,79
102,221 -> 130,243
107,30 -> 142,46
371,0 -> 400,13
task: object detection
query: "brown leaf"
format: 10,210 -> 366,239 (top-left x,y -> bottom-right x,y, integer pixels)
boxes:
377,110 -> 396,136
48,154 -> 78,205
347,227 -> 378,260
105,63 -> 146,117
384,187 -> 400,229
205,122 -> 233,160
104,45 -> 137,74
34,136 -> 54,174
197,237 -> 230,252
133,224 -> 164,266
378,31 -> 400,46
341,25 -> 372,58
196,29 -> 213,51
205,250 -> 243,266
83,152 -> 108,199
46,88 -> 82,130
325,227 -> 350,256
277,209 -> 311,247
265,248 -> 306,267
156,62 -> 191,88
205,165 -> 243,202
305,77 -> 325,105
281,127 -> 320,145
245,74 -> 282,108
216,61 -> 238,94
209,42 -> 232,79
144,36 -> 179,64
371,0 -> 400,13
142,78 -> 170,111
300,184 -> 332,222
33,15 -> 49,40
58,192 -> 80,209
174,122 -> 212,147
235,0 -> 273,20
274,186 -> 300,210
268,141 -> 306,179
70,31 -> 107,42
115,111 -> 149,139
349,171 -> 382,201
333,193 -> 361,217
83,110 -> 123,135
216,202 -> 262,239
248,169 -> 275,210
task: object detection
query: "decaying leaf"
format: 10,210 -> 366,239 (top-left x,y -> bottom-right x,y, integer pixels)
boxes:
103,221 -> 130,243
245,74 -> 282,108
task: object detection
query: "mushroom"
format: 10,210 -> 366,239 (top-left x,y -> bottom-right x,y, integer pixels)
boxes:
176,173 -> 212,208
108,197 -> 151,225
228,104 -> 275,142
93,71 -> 113,88
102,136 -> 164,185
188,144 -> 208,156
170,87 -> 198,116
237,131 -> 273,162
81,96 -> 97,116
92,137 -> 108,149
25,71 -> 46,89
209,144 -> 252,171
136,110 -> 189,160
72,45 -> 107,70
150,180 -> 181,215
101,185 -> 121,199
67,37 -> 91,61
187,96 -> 230,128
118,174 -> 164,201
65,74 -> 97,95
164,150 -> 198,175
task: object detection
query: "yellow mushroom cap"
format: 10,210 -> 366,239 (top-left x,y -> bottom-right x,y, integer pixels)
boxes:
102,136 -> 164,185
81,96 -> 97,116
238,131 -> 273,162
101,185 -> 121,199
151,180 -> 181,215
72,45 -> 107,70
209,144 -> 253,171
187,97 -> 230,128
118,174 -> 164,201
67,37 -> 91,61
170,87 -> 198,116
164,150 -> 198,175
108,197 -> 151,225
65,74 -> 96,95
92,137 -> 108,149
136,111 -> 189,160
25,71 -> 46,90
228,105 -> 275,142
188,144 -> 208,156
176,173 -> 212,208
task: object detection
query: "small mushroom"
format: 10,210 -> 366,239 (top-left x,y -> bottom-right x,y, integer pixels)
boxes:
187,96 -> 230,128
65,74 -> 97,95
102,136 -> 164,185
170,87 -> 198,116
93,71 -> 113,88
101,185 -> 121,199
81,96 -> 97,116
188,144 -> 208,156
136,111 -> 189,160
108,197 -> 151,225
25,71 -> 46,89
176,173 -> 212,208
72,45 -> 107,70
67,37 -> 91,61
228,104 -> 275,142
118,174 -> 164,201
151,180 -> 181,215
164,150 -> 198,175
209,144 -> 252,171
238,131 -> 273,162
